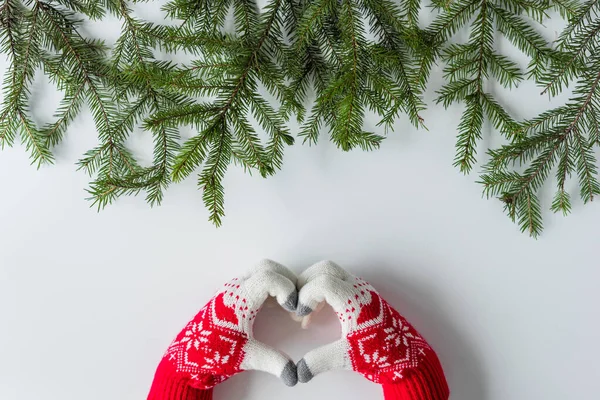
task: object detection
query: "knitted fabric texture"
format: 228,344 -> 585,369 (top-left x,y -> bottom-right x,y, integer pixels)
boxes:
148,260 -> 299,400
296,261 -> 449,400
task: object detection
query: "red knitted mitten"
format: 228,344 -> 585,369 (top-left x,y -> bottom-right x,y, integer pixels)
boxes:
148,260 -> 299,400
296,261 -> 449,400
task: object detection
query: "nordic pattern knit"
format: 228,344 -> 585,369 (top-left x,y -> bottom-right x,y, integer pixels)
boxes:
296,261 -> 450,400
147,260 -> 299,400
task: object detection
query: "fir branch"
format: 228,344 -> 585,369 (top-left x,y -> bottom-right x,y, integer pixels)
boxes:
146,0 -> 292,224
481,61 -> 600,236
89,0 -> 185,206
0,0 -> 52,165
432,0 -> 553,173
199,119 -> 231,226
1,0 -> 598,235
295,0 -> 428,150
540,0 -> 600,96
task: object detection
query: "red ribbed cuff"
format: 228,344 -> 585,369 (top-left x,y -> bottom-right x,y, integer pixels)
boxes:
381,356 -> 449,400
147,359 -> 213,400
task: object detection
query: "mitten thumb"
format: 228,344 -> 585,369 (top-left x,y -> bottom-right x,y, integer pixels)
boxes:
296,339 -> 351,383
240,339 -> 298,387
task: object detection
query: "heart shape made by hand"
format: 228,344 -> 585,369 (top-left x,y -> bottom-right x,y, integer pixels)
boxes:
147,260 -> 449,400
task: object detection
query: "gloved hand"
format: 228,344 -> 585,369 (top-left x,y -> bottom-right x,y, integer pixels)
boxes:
148,260 -> 299,400
295,261 -> 449,400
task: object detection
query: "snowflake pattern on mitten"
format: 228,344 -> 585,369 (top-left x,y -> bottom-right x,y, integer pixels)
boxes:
343,284 -> 433,383
148,261 -> 299,400
325,275 -> 433,383
296,261 -> 449,399
163,279 -> 255,388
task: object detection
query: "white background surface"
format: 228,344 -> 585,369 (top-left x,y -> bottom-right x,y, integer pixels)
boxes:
1,2 -> 599,400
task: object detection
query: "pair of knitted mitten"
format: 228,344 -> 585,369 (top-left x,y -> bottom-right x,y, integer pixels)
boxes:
147,260 -> 449,400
